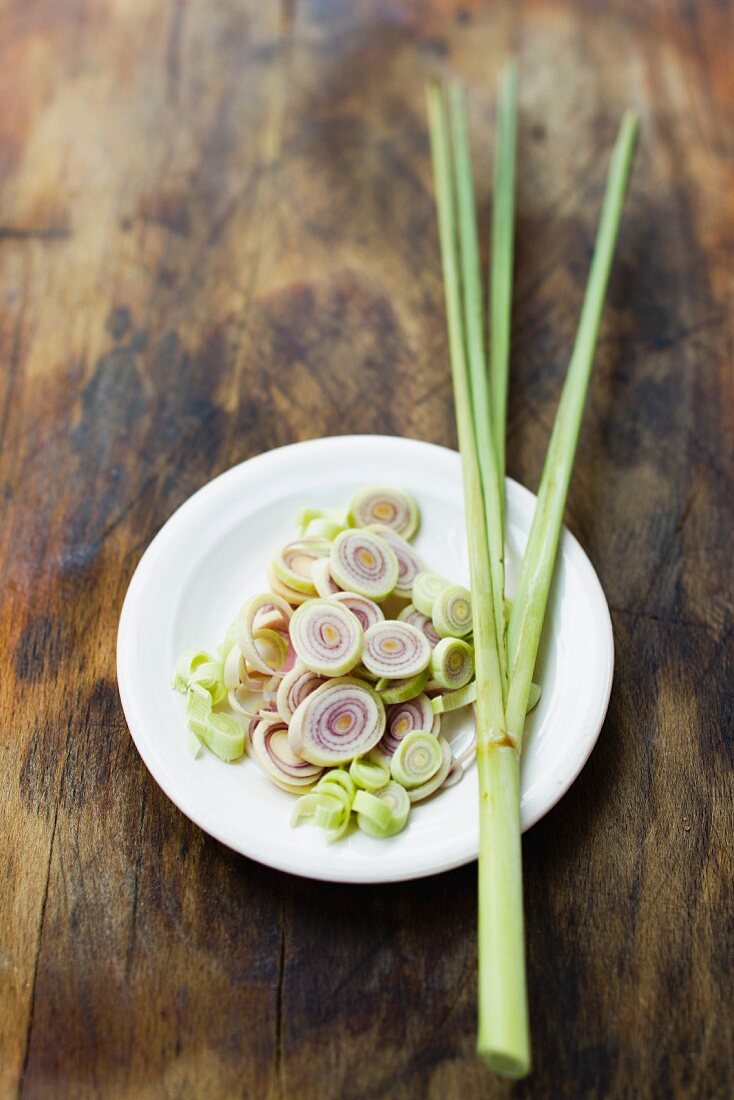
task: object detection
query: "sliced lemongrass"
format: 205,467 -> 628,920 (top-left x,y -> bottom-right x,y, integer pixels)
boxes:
329,529 -> 399,600
302,517 -> 345,540
377,668 -> 430,704
398,603 -> 441,647
316,768 -> 356,801
289,598 -> 363,677
349,756 -> 390,792
223,644 -> 243,690
527,682 -> 541,712
312,558 -> 341,597
172,649 -> 216,693
412,571 -> 450,616
431,680 -> 477,714
364,524 -> 425,598
407,736 -> 453,802
430,637 -> 474,690
297,506 -> 346,536
250,719 -> 323,792
348,486 -> 419,540
271,537 -> 330,596
362,621 -> 431,679
228,685 -> 264,718
443,757 -> 464,787
329,591 -> 385,631
380,694 -> 435,757
390,729 -> 442,789
276,663 -> 326,721
266,563 -> 311,605
430,712 -> 442,737
236,593 -> 293,675
432,583 -> 473,638
187,659 -> 226,705
287,676 -> 386,766
354,783 -> 410,838
252,627 -> 289,673
217,623 -> 237,660
187,684 -> 245,762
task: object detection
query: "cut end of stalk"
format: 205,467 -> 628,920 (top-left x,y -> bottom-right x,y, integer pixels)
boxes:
478,1044 -> 531,1080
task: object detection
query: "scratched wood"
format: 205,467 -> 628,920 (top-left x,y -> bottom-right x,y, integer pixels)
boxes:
1,1 -> 732,1097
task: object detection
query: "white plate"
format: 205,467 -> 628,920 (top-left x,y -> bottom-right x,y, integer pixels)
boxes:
117,435 -> 613,884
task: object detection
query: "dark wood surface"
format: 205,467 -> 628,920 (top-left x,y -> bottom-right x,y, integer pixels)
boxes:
1,1 -> 732,1097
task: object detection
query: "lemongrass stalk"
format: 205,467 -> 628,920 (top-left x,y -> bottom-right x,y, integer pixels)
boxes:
427,80 -> 530,1079
447,83 -> 508,699
489,61 -> 518,490
506,112 -> 638,743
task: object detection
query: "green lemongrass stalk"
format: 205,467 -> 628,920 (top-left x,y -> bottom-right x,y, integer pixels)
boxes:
447,83 -> 508,699
427,80 -> 530,1080
506,112 -> 638,742
489,61 -> 518,491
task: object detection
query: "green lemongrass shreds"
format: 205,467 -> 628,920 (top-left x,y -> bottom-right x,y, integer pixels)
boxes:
172,649 -> 216,693
186,684 -> 245,762
432,583 -> 473,638
354,783 -> 410,838
427,79 -> 528,1079
489,61 -> 518,492
430,679 -> 478,715
448,82 -> 508,699
430,637 -> 475,690
506,111 -> 639,747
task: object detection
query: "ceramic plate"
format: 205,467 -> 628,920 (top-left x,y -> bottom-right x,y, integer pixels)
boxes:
117,435 -> 613,883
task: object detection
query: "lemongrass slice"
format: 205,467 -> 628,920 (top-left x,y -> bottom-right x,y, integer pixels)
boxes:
349,756 -> 390,792
317,768 -> 356,801
223,644 -> 244,690
292,790 -> 351,840
172,649 -> 217,693
354,783 -> 410,838
228,685 -> 264,718
412,571 -> 450,616
271,537 -> 331,596
250,719 -> 323,793
289,598 -> 363,677
431,680 -> 477,714
390,729 -> 442,789
276,663 -> 326,721
348,486 -> 419,540
187,684 -> 245,762
378,669 -> 430,704
364,524 -> 425,598
432,583 -> 473,638
187,659 -> 226,705
302,518 -> 345,540
329,529 -> 399,600
430,637 -> 474,690
430,712 -> 442,737
379,694 -> 434,757
297,507 -> 346,536
329,591 -> 384,631
266,563 -> 311,605
362,621 -> 431,679
312,558 -> 341,597
288,677 -> 386,766
398,603 -> 441,648
406,736 -> 453,802
237,594 -> 293,675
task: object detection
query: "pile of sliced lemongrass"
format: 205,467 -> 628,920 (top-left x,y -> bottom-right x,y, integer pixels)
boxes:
172,485 -> 537,840
427,68 -> 637,1078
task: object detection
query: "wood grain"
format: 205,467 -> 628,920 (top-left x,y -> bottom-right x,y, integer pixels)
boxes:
1,1 -> 732,1097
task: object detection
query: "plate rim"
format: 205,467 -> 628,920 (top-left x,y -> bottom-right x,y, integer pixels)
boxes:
117,434 -> 614,883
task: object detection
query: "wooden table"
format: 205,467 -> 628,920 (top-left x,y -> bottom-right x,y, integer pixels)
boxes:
1,2 -> 731,1097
